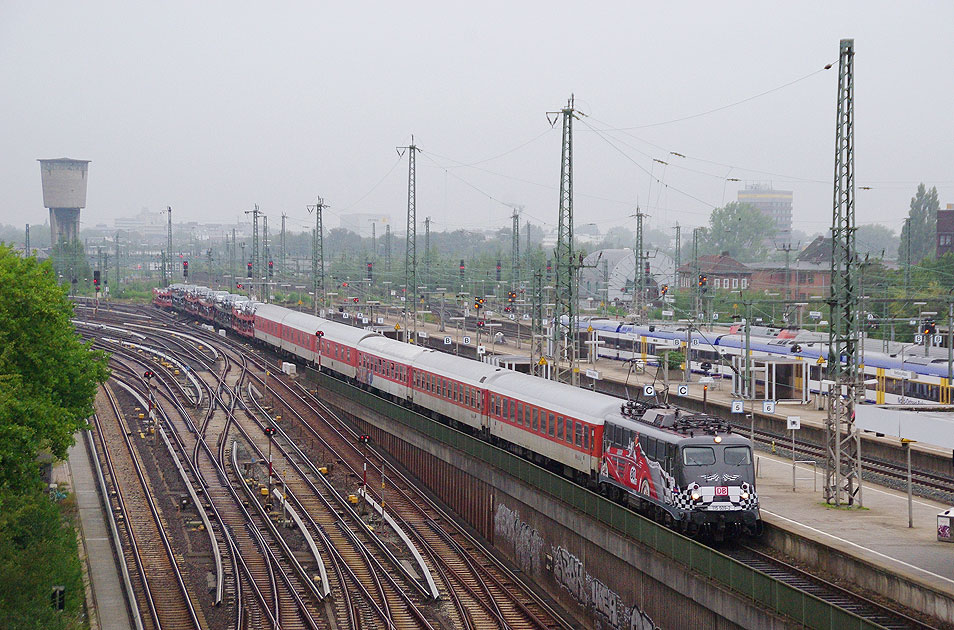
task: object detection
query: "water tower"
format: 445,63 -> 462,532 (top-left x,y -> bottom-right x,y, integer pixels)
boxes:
38,158 -> 90,244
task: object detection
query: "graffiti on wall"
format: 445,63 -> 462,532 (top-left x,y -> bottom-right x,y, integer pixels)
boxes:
494,503 -> 545,576
494,504 -> 658,630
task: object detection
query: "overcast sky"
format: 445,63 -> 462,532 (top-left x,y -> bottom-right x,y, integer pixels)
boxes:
2,2 -> 952,241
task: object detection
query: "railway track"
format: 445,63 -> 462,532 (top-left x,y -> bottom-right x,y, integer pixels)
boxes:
228,340 -> 571,629
724,544 -> 940,630
82,301 -> 949,629
93,381 -> 204,630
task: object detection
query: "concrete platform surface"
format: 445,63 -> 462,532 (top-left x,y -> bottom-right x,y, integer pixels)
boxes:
64,433 -> 134,630
756,449 -> 954,594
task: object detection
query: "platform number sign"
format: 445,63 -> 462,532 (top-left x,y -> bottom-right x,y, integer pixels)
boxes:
376,317 -> 384,325
935,335 -> 944,345
477,345 -> 486,355
731,400 -> 745,414
915,334 -> 924,343
762,400 -> 776,414
443,336 -> 452,345
787,416 -> 801,431
643,385 -> 656,397
462,336 -> 471,345
676,384 -> 689,396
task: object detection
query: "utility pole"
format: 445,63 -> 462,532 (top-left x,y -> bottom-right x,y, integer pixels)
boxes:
385,224 -> 392,272
525,220 -> 532,267
306,197 -> 328,316
231,229 -> 237,290
207,248 -> 214,290
166,206 -> 173,288
370,221 -> 377,258
825,38 -> 861,507
114,232 -> 121,285
280,213 -> 287,281
904,217 -> 912,296
397,138 -> 421,343
531,270 -> 544,377
548,96 -> 579,385
602,258 -> 609,316
244,204 -> 262,298
673,223 -> 681,289
423,216 -> 431,292
692,227 -> 701,317
262,215 -> 269,301
24,224 -> 30,256
511,206 -> 522,289
776,242 -> 796,300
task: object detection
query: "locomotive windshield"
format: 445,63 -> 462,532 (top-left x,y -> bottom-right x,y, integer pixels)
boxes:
724,446 -> 752,466
683,447 -> 715,466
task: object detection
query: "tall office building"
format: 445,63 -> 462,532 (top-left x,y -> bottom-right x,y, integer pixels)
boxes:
738,183 -> 792,244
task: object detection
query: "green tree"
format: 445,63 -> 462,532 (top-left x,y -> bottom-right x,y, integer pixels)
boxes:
698,202 -> 774,261
898,183 -> 940,264
0,244 -> 110,492
0,488 -> 85,629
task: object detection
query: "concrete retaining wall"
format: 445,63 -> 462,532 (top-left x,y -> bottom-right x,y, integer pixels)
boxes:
316,379 -> 794,629
761,518 -> 954,625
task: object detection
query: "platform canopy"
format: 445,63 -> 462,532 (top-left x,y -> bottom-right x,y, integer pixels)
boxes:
856,405 -> 954,450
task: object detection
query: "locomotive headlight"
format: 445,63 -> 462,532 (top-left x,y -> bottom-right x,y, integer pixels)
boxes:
691,491 -> 701,501
713,436 -> 722,443
740,491 -> 750,500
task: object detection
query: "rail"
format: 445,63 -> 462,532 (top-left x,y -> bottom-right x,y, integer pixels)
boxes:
318,372 -> 887,630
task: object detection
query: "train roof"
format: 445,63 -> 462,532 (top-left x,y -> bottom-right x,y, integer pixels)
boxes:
413,351 -> 503,384
314,316 -> 379,345
357,335 -> 430,363
483,371 -> 618,423
252,303 -> 290,322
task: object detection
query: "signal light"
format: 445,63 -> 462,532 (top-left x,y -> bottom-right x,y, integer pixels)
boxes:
660,284 -> 669,296
477,320 -> 485,328
93,270 -> 101,290
353,297 -> 359,303
358,434 -> 371,444
474,297 -> 484,311
264,426 -> 276,437
247,262 -> 252,278
924,321 -> 937,336
268,260 -> 274,277
342,282 -> 348,288
367,261 -> 373,280
507,290 -> 516,303
316,330 -> 324,338
183,260 -> 188,278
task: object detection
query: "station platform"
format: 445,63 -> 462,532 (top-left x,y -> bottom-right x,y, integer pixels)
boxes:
54,432 -> 134,630
361,309 -> 954,466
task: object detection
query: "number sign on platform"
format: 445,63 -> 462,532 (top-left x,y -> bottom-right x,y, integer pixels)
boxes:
731,400 -> 744,414
443,336 -> 452,345
643,385 -> 656,397
762,400 -> 776,414
676,384 -> 689,396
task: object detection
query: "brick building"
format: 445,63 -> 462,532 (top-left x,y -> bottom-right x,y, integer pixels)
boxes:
937,203 -> 954,257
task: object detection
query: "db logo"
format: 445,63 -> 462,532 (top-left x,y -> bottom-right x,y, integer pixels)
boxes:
715,486 -> 729,496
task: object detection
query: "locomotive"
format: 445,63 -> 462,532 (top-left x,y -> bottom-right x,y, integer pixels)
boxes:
158,286 -> 761,539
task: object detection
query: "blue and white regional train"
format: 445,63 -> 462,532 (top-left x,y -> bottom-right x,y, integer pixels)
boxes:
156,286 -> 761,540
584,318 -> 952,406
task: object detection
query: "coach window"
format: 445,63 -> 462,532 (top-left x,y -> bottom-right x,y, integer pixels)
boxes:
548,413 -> 555,437
517,402 -> 524,426
531,408 -> 539,431
557,416 -> 564,439
683,447 -> 716,466
584,427 -> 591,450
